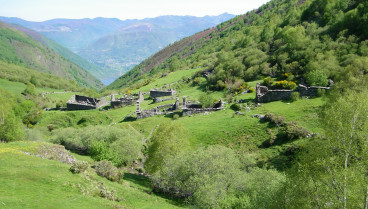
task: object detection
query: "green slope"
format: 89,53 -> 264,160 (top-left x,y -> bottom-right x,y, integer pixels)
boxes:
0,141 -> 183,209
0,21 -> 103,90
107,0 -> 368,90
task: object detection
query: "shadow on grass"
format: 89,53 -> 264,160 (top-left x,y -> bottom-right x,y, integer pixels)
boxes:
124,173 -> 186,207
118,116 -> 137,123
123,173 -> 151,189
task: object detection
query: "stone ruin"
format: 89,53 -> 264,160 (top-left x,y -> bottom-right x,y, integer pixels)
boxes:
256,83 -> 330,103
135,96 -> 225,119
150,88 -> 176,98
66,95 -> 108,110
182,97 -> 224,116
111,92 -> 144,108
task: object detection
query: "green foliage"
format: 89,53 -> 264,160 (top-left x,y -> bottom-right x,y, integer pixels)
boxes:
94,160 -> 123,182
273,80 -> 297,90
230,103 -> 241,111
305,70 -> 329,86
263,76 -> 273,86
282,121 -> 310,140
70,161 -> 89,174
0,61 -> 80,91
286,91 -> 368,208
152,145 -> 286,208
52,126 -> 142,166
22,82 -> 37,96
0,23 -> 103,89
264,113 -> 285,127
198,93 -> 215,108
290,92 -> 300,102
0,89 -> 24,142
145,122 -> 190,174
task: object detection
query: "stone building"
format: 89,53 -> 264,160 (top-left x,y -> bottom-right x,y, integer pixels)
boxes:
256,83 -> 330,103
150,89 -> 176,98
110,92 -> 144,108
66,95 -> 108,110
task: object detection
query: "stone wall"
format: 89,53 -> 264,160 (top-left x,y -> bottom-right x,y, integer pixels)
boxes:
66,95 -> 108,110
256,83 -> 330,103
110,92 -> 144,108
182,107 -> 223,116
150,89 -> 176,98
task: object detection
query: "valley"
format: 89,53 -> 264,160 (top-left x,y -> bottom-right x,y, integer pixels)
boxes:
1,0 -> 368,208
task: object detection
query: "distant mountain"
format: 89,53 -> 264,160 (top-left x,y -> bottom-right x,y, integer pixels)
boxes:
0,21 -> 103,89
0,14 -> 235,84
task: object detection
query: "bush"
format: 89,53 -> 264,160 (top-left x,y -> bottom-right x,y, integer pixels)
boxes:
199,93 -> 215,108
248,87 -> 255,93
317,88 -> 326,97
52,126 -> 142,165
291,92 -> 300,102
263,76 -> 273,86
283,121 -> 310,140
230,103 -> 241,111
152,145 -> 242,207
305,70 -> 328,86
95,160 -> 123,182
70,161 -> 89,174
273,80 -> 297,89
145,122 -> 190,174
22,82 -> 37,96
264,113 -> 285,127
172,113 -> 180,120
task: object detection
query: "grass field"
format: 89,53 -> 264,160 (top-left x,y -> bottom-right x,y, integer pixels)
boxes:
0,141 -> 184,209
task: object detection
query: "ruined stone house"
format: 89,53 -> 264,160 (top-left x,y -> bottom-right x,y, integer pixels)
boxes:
110,92 -> 144,108
150,89 -> 176,98
256,83 -> 330,103
66,95 -> 108,110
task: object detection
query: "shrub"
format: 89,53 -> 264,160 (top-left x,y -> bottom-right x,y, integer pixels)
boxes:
317,88 -> 326,97
230,103 -> 242,111
248,87 -> 255,93
263,76 -> 273,86
22,82 -> 37,96
152,145 -> 242,207
305,70 -> 328,86
199,93 -> 215,108
95,160 -> 123,182
145,122 -> 190,174
172,113 -> 180,120
70,161 -> 89,174
264,113 -> 285,127
273,80 -> 297,89
291,92 -> 300,102
283,121 -> 310,140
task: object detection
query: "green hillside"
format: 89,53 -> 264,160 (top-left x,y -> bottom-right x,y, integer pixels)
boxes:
108,0 -> 368,91
0,21 -> 103,89
2,0 -> 368,208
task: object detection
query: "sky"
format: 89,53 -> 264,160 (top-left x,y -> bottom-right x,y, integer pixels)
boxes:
0,0 -> 270,21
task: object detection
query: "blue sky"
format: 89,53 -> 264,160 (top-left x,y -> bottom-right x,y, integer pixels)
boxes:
0,0 -> 270,21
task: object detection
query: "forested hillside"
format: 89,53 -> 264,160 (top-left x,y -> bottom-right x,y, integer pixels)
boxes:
108,0 -> 368,91
0,21 -> 103,89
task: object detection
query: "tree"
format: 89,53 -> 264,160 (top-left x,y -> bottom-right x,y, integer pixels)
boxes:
287,91 -> 368,208
145,122 -> 190,174
22,82 -> 36,96
0,89 -> 24,142
199,93 -> 215,108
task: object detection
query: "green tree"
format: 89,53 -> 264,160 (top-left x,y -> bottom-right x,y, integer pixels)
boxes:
287,91 -> 368,208
199,93 -> 215,108
22,82 -> 37,96
145,122 -> 190,174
